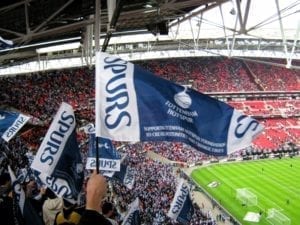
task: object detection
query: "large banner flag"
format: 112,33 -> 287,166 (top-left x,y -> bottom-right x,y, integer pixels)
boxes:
95,53 -> 263,156
122,198 -> 141,225
31,102 -> 84,203
0,110 -> 30,142
86,133 -> 121,171
167,179 -> 194,224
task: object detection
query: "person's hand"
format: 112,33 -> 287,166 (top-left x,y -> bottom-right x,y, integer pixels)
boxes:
85,170 -> 107,212
39,187 -> 47,195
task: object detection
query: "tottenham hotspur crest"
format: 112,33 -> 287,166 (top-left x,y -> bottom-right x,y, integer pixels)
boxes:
174,87 -> 192,109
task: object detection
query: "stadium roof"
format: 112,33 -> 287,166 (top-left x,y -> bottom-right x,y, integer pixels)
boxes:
0,0 -> 299,74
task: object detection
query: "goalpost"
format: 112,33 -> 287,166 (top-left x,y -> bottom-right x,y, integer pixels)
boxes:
266,208 -> 291,225
236,188 -> 257,206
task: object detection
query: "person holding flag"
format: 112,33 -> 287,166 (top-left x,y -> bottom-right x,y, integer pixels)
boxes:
78,170 -> 112,225
0,170 -> 25,225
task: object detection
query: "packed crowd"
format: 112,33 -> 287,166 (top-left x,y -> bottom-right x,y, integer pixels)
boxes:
0,57 -> 299,225
0,137 -> 217,225
138,57 -> 299,92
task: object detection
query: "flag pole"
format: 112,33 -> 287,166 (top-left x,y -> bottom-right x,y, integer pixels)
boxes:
94,0 -> 101,174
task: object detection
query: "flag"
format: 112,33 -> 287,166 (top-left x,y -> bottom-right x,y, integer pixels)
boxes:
0,36 -> 13,49
8,166 -> 45,225
95,52 -> 263,156
167,179 -> 194,224
86,133 -> 121,171
122,198 -> 141,225
108,163 -> 135,189
81,123 -> 96,134
31,102 -> 84,203
0,110 -> 30,142
8,165 -> 26,215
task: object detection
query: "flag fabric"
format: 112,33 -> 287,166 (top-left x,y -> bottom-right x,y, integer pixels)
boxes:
95,53 -> 263,156
108,163 -> 135,189
0,36 -> 13,49
0,110 -> 30,142
8,165 -> 26,215
86,133 -> 121,171
167,179 -> 194,224
8,166 -> 45,225
122,198 -> 141,225
81,123 -> 96,134
31,102 -> 84,203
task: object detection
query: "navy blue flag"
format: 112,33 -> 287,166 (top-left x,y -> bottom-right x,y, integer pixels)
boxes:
86,133 -> 121,171
167,179 -> 194,224
0,36 -> 13,49
0,110 -> 30,142
31,102 -> 84,204
95,53 -> 263,156
122,198 -> 141,225
107,163 -> 135,189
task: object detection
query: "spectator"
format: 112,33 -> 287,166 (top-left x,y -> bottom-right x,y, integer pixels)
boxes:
54,199 -> 84,225
42,188 -> 64,225
102,202 -> 119,225
78,171 -> 112,225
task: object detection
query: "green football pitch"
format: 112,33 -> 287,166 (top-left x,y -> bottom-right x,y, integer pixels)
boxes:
191,157 -> 300,225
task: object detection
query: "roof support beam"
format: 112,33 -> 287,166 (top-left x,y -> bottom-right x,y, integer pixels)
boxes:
287,20 -> 300,68
169,0 -> 229,28
241,0 -> 251,34
0,0 -> 33,13
25,0 -> 30,34
102,0 -> 124,52
94,0 -> 101,52
13,19 -> 95,44
33,0 -> 74,33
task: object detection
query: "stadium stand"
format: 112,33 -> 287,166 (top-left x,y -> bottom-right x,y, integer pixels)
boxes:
0,57 -> 299,225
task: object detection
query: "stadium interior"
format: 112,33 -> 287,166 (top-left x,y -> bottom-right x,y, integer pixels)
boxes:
0,0 -> 299,225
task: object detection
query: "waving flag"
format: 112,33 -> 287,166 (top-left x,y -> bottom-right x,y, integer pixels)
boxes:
0,110 -> 30,142
167,179 -> 194,224
107,163 -> 135,189
86,133 -> 121,171
95,53 -> 263,156
122,198 -> 141,225
31,102 -> 84,203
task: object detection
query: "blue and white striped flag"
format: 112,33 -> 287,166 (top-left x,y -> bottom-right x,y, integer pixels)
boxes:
0,36 -> 13,49
0,110 -> 30,142
31,102 -> 84,204
86,133 -> 121,171
167,179 -> 194,224
95,53 -> 263,156
122,198 -> 141,225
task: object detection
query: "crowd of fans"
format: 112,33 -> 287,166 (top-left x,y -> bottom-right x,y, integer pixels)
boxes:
0,56 -> 299,225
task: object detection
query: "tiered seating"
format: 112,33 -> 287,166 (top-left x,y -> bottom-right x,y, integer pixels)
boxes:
245,60 -> 300,91
0,57 -> 299,153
